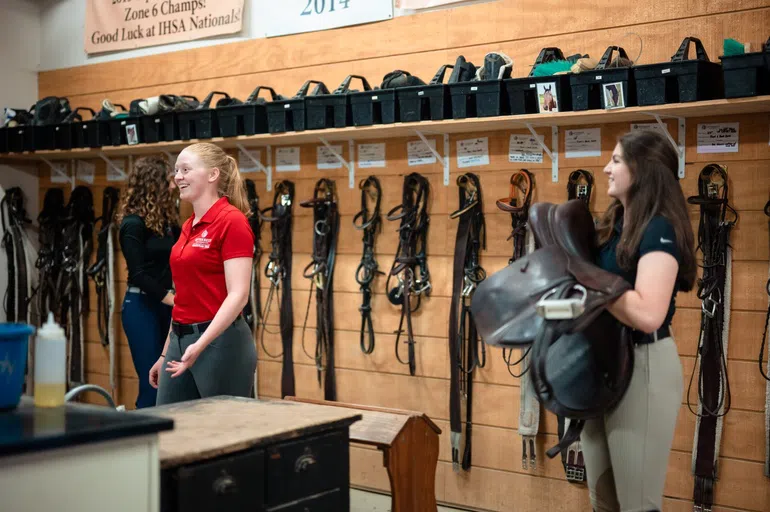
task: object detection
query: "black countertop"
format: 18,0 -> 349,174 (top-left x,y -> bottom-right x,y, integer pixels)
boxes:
0,395 -> 174,458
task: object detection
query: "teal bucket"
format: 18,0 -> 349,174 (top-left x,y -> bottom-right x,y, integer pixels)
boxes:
0,323 -> 35,410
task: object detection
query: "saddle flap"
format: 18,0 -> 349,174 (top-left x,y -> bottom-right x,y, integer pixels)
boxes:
529,200 -> 597,260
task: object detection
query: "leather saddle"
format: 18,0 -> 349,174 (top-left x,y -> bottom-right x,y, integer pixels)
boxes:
470,199 -> 635,457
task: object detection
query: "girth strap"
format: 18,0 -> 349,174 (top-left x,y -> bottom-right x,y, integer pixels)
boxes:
353,176 -> 383,355
560,169 -> 594,483
300,178 -> 339,401
386,172 -> 432,376
86,186 -> 119,397
762,199 -> 770,478
687,164 -> 736,512
448,173 -> 487,472
496,169 -> 542,471
258,181 -> 295,398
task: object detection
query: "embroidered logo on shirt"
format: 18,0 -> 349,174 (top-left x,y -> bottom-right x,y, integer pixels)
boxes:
192,229 -> 212,249
660,237 -> 673,244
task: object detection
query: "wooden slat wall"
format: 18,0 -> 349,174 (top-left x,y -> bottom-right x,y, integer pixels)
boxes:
35,1 -> 770,511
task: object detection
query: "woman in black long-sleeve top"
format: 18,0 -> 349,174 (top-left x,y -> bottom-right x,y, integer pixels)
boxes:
116,156 -> 180,409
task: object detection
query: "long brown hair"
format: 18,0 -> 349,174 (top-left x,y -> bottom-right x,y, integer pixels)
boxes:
595,129 -> 697,292
116,155 -> 179,235
184,142 -> 250,215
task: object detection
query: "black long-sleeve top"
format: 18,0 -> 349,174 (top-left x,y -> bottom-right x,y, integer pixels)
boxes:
118,214 -> 180,303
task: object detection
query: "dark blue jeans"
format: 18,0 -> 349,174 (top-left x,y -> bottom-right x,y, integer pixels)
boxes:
121,290 -> 172,409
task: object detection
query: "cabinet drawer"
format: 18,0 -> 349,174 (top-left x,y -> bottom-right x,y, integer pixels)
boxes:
266,429 -> 349,506
267,489 -> 344,512
173,448 -> 265,512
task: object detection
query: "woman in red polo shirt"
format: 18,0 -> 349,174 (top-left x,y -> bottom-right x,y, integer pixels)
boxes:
149,142 -> 256,404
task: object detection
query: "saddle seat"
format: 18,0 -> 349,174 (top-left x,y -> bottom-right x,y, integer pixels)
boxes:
471,199 -> 631,348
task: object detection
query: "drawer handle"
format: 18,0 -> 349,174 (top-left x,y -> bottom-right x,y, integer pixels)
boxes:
213,471 -> 237,495
294,447 -> 317,473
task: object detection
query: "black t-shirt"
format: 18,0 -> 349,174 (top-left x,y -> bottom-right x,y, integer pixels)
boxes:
597,215 -> 681,328
118,214 -> 180,303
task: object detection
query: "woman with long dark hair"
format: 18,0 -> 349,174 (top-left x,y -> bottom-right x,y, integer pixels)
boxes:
116,156 -> 180,409
583,128 -> 697,512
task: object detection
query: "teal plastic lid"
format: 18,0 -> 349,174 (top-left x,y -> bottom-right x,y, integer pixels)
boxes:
0,323 -> 35,340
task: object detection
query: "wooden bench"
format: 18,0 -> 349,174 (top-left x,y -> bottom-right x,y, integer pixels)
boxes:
284,397 -> 441,512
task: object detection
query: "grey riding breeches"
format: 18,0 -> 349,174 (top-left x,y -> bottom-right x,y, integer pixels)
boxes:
581,335 -> 683,512
156,317 -> 257,405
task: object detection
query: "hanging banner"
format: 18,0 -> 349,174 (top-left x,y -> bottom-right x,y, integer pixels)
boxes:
84,0 -> 245,55
259,0 -> 393,38
396,0 -> 490,9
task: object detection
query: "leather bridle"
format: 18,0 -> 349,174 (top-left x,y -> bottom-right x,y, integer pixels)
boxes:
386,172 -> 432,377
300,178 -> 340,401
353,176 -> 383,355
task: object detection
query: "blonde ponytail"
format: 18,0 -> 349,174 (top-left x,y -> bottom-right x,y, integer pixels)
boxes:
224,154 -> 250,215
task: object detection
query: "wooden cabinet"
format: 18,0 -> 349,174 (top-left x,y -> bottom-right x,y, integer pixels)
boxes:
147,396 -> 361,512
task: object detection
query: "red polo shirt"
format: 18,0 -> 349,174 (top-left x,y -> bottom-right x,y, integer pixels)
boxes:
169,197 -> 255,324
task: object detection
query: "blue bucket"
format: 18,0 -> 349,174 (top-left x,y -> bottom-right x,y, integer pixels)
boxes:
0,323 -> 35,410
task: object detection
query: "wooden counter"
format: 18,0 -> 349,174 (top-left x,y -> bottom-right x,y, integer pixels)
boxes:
143,396 -> 362,512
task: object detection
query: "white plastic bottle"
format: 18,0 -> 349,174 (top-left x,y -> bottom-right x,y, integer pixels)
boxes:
34,312 -> 67,408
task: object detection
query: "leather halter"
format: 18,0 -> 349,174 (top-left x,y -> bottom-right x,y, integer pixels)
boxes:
448,172 -> 486,472
257,180 -> 295,398
686,163 -> 737,512
353,176 -> 383,355
300,178 -> 339,401
497,169 -> 535,264
386,172 -> 432,376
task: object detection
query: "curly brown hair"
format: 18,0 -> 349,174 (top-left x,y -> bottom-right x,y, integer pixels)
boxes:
116,155 -> 180,235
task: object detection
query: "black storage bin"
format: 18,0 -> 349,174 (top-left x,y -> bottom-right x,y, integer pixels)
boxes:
306,75 -> 369,130
217,86 -> 278,137
34,124 -> 57,150
0,127 -> 8,153
178,91 -> 232,140
396,65 -> 453,122
449,79 -> 508,119
720,37 -> 770,98
570,46 -> 636,111
504,47 -> 574,114
8,126 -> 35,153
55,107 -> 96,150
634,37 -> 724,106
267,81 -> 328,134
142,112 -> 177,143
349,89 -> 396,126
108,116 -> 144,146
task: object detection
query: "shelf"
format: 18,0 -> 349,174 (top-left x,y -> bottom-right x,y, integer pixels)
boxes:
2,96 -> 769,166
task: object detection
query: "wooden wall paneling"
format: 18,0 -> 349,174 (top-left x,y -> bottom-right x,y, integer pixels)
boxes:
38,2 -> 770,98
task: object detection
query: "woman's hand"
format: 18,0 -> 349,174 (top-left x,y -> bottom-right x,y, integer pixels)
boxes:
165,341 -> 204,377
162,291 -> 175,307
149,356 -> 165,388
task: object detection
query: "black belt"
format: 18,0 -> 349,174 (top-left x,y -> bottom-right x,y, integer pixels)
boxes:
632,325 -> 670,345
172,315 -> 242,337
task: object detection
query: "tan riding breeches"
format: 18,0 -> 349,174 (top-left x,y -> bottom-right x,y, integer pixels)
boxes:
581,336 -> 684,512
